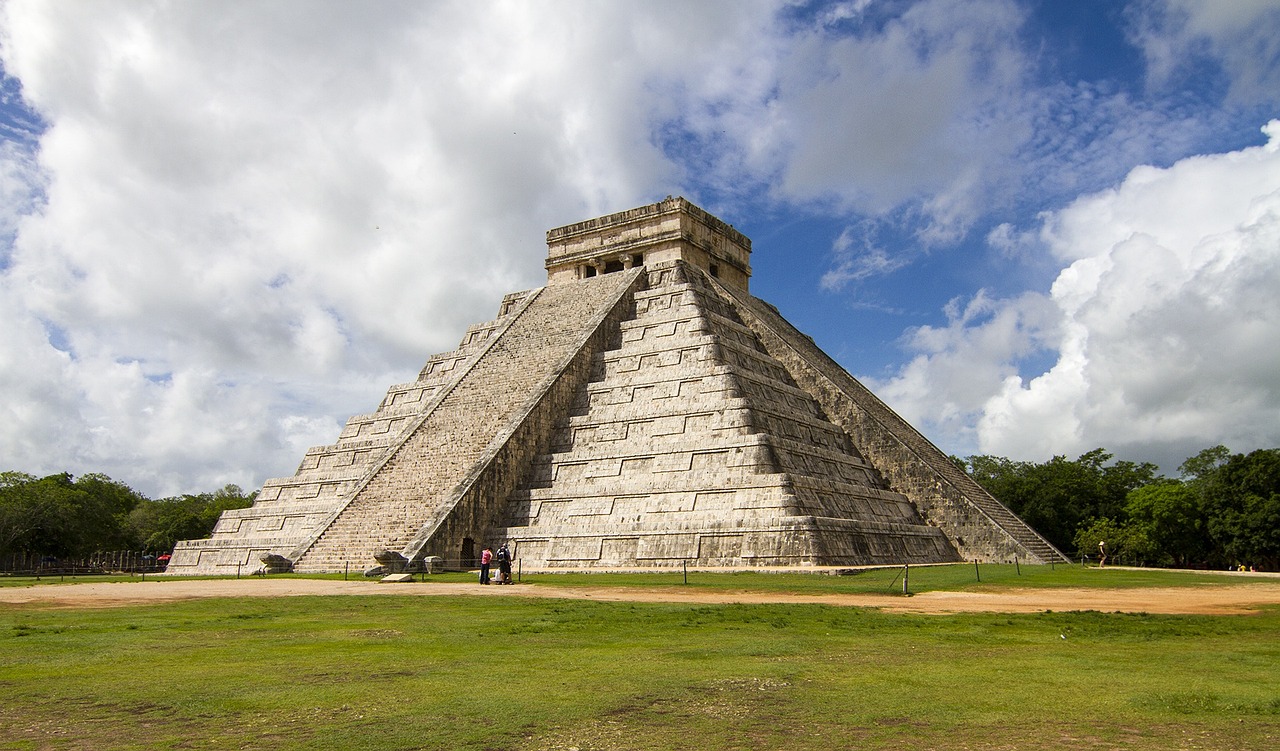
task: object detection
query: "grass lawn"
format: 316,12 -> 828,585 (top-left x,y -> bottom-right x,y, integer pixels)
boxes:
1,561 -> 1267,592
510,562 -> 1273,594
1,567 -> 1277,750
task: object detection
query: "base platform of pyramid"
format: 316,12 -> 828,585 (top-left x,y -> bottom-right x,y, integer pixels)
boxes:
166,198 -> 1066,575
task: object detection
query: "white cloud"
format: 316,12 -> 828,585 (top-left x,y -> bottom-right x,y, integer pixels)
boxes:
783,0 -> 1248,288
0,137 -> 42,255
770,0 -> 1029,235
1131,0 -> 1280,103
1,0 -> 1276,497
0,0 -> 785,496
819,225 -> 911,290
864,290 -> 1061,454
874,122 -> 1280,469
985,222 -> 1036,259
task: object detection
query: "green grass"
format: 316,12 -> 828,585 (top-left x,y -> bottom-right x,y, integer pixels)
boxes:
334,561 -> 1270,595
1,569 -> 1277,750
3,561 -> 1265,592
509,562 -> 1271,594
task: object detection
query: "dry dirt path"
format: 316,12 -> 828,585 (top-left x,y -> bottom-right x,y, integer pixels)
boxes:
3,577 -> 1280,615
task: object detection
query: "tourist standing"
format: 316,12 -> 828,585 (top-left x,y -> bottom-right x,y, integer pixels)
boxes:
496,543 -> 513,584
479,546 -> 493,584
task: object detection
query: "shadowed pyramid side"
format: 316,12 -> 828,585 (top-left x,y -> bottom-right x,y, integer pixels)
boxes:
712,278 -> 1069,564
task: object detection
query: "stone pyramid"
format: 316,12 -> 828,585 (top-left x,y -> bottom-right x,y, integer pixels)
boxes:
168,198 -> 1065,575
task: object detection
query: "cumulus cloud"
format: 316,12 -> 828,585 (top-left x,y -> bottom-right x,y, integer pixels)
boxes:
785,0 -> 1258,290
985,222 -> 1036,259
991,121 -> 1280,460
1,0 -> 1277,498
875,122 -> 1280,469
864,290 -> 1061,453
0,0 -> 783,495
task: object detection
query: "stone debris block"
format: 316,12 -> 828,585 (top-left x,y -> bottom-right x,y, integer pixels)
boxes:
258,553 -> 292,575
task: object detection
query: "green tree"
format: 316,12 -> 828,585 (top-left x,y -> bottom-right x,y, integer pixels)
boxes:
2,471 -> 252,560
0,473 -> 88,557
0,471 -> 42,556
1124,481 -> 1204,567
66,473 -> 145,551
0,472 -> 147,558
1202,449 -> 1280,570
965,449 -> 1159,554
1073,516 -> 1158,567
130,484 -> 255,552
1179,445 -> 1231,482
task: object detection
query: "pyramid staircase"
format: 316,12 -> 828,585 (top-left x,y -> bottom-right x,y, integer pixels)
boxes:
493,262 -> 959,567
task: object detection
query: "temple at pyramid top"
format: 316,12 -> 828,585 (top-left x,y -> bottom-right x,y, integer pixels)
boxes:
545,196 -> 752,292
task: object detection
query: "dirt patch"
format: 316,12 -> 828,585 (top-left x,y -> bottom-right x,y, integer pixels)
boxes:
3,578 -> 1280,615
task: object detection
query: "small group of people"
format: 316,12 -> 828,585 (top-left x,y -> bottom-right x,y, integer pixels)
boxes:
478,543 -> 514,584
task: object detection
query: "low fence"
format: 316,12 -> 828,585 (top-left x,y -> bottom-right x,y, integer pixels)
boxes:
1,551 -> 170,577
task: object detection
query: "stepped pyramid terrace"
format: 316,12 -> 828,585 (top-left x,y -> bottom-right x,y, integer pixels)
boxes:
167,197 -> 1066,575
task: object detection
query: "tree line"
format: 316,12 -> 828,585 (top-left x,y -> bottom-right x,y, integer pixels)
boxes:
0,471 -> 254,560
960,446 -> 1280,570
3,444 -> 1277,569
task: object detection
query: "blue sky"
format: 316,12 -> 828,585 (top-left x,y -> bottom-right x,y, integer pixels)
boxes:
1,0 -> 1278,497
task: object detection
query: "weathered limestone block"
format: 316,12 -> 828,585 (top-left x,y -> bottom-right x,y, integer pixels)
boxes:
373,549 -> 409,573
259,554 -> 293,574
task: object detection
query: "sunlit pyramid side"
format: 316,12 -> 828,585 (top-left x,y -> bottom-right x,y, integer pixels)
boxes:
167,197 -> 1066,575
